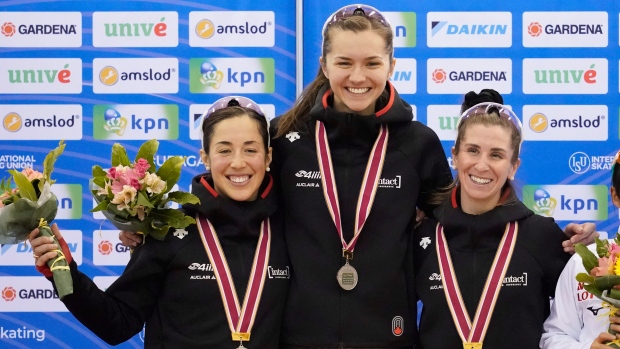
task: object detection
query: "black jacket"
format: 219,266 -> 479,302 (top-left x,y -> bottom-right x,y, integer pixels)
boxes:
52,174 -> 289,348
412,187 -> 569,349
272,83 -> 452,348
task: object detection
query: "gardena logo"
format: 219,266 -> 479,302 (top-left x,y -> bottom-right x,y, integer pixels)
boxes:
2,287 -> 16,301
93,231 -> 131,266
523,59 -> 607,94
523,185 -> 608,221
522,105 -> 607,141
427,59 -> 512,94
523,12 -> 608,47
1,22 -> 16,37
93,58 -> 178,94
189,11 -> 275,47
427,12 -> 511,47
98,241 -> 113,255
92,12 -> 178,47
431,68 -> 507,83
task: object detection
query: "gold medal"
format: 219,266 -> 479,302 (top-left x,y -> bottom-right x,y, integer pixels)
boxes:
337,261 -> 358,290
463,342 -> 482,349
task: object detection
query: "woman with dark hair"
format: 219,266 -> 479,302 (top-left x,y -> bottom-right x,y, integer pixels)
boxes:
412,90 -> 570,349
29,96 -> 289,348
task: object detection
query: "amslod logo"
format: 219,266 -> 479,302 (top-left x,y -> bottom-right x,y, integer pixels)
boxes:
523,12 -> 608,47
189,11 -> 274,47
0,12 -> 81,47
0,58 -> 82,94
383,12 -> 416,48
523,58 -> 608,94
93,58 -> 178,94
0,230 -> 82,267
427,58 -> 512,94
93,104 -> 179,140
0,104 -> 82,140
189,58 -> 274,94
189,103 -> 276,140
522,105 -> 607,141
92,11 -> 179,47
92,230 -> 131,266
427,12 -> 511,47
523,185 -> 608,221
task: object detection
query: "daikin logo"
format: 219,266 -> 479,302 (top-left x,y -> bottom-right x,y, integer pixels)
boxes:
523,185 -> 607,221
189,11 -> 275,47
427,12 -> 511,47
190,58 -> 275,94
431,22 -> 507,36
93,12 -> 178,47
389,58 -> 416,94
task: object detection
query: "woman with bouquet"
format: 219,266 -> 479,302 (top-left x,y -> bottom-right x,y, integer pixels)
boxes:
540,150 -> 620,349
29,96 -> 289,348
411,90 -> 571,348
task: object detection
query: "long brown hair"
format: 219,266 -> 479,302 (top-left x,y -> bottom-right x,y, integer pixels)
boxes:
275,14 -> 393,137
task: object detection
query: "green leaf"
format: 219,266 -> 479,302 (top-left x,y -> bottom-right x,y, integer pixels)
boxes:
166,191 -> 200,205
611,289 -> 620,300
8,170 -> 37,201
92,165 -> 107,178
596,238 -> 610,257
594,275 -> 620,291
93,177 -> 107,189
149,224 -> 171,241
90,199 -> 109,212
136,191 -> 155,208
135,139 -> 158,172
576,272 -> 595,284
155,156 -> 184,194
150,208 -> 195,229
111,143 -> 131,167
583,283 -> 602,298
43,140 -> 66,183
574,243 -> 599,274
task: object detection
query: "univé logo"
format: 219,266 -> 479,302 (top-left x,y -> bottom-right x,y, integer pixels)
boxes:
104,17 -> 168,37
195,19 -> 215,39
528,22 -> 543,37
3,112 -> 22,132
531,188 -> 557,217
8,63 -> 72,84
432,69 -> 447,83
98,240 -> 114,255
199,61 -> 224,89
535,64 -> 597,84
1,22 -> 16,37
2,286 -> 17,301
103,108 -> 127,136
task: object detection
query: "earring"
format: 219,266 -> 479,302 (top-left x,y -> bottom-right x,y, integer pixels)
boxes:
450,164 -> 457,170
205,165 -> 210,171
509,175 -> 514,181
266,167 -> 270,172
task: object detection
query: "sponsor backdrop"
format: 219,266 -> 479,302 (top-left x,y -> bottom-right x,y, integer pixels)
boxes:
0,0 -> 618,347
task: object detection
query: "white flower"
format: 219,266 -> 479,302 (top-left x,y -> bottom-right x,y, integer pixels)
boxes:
141,172 -> 166,195
110,185 -> 137,210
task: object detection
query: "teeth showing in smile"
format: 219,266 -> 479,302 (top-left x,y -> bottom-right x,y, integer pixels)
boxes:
348,87 -> 370,94
470,175 -> 491,184
229,175 -> 249,183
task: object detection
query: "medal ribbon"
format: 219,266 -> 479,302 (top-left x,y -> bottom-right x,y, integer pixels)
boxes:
436,221 -> 518,345
198,216 -> 271,342
315,120 -> 388,255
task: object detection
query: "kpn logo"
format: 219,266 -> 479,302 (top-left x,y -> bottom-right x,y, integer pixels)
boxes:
427,12 -> 511,47
190,58 -> 274,94
0,58 -> 82,94
0,104 -> 82,140
382,12 -> 416,48
523,185 -> 607,221
93,104 -> 178,140
522,58 -> 608,94
93,58 -> 178,94
92,11 -> 178,47
189,11 -> 274,47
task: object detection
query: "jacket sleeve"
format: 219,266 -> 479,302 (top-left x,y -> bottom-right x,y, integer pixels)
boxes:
540,254 -> 591,349
49,235 -> 170,345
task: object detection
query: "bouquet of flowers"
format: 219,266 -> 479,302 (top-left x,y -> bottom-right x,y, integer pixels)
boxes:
575,235 -> 620,348
0,141 -> 73,299
91,139 -> 200,240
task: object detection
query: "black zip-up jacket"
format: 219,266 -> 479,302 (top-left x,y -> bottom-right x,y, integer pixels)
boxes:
272,82 -> 452,348
412,187 -> 569,349
49,174 -> 289,348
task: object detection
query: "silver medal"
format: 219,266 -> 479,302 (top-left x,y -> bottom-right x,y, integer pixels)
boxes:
337,262 -> 358,290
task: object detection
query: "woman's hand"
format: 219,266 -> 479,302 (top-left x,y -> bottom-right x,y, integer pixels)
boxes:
28,223 -> 62,267
591,332 -> 618,349
118,230 -> 143,247
563,222 -> 598,254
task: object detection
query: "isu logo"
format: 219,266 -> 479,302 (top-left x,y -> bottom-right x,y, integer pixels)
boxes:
1,22 -> 16,37
2,287 -> 17,301
529,113 -> 549,133
431,69 -> 447,83
3,112 -> 22,132
99,66 -> 119,86
392,316 -> 404,336
528,22 -> 543,37
98,240 -> 113,255
196,19 -> 215,39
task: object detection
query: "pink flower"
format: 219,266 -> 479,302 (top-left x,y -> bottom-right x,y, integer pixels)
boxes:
134,158 -> 150,178
591,257 -> 614,277
21,168 -> 43,181
130,178 -> 141,191
107,167 -> 117,179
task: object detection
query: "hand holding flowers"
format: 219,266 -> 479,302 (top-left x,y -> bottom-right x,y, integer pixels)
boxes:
91,139 -> 200,240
